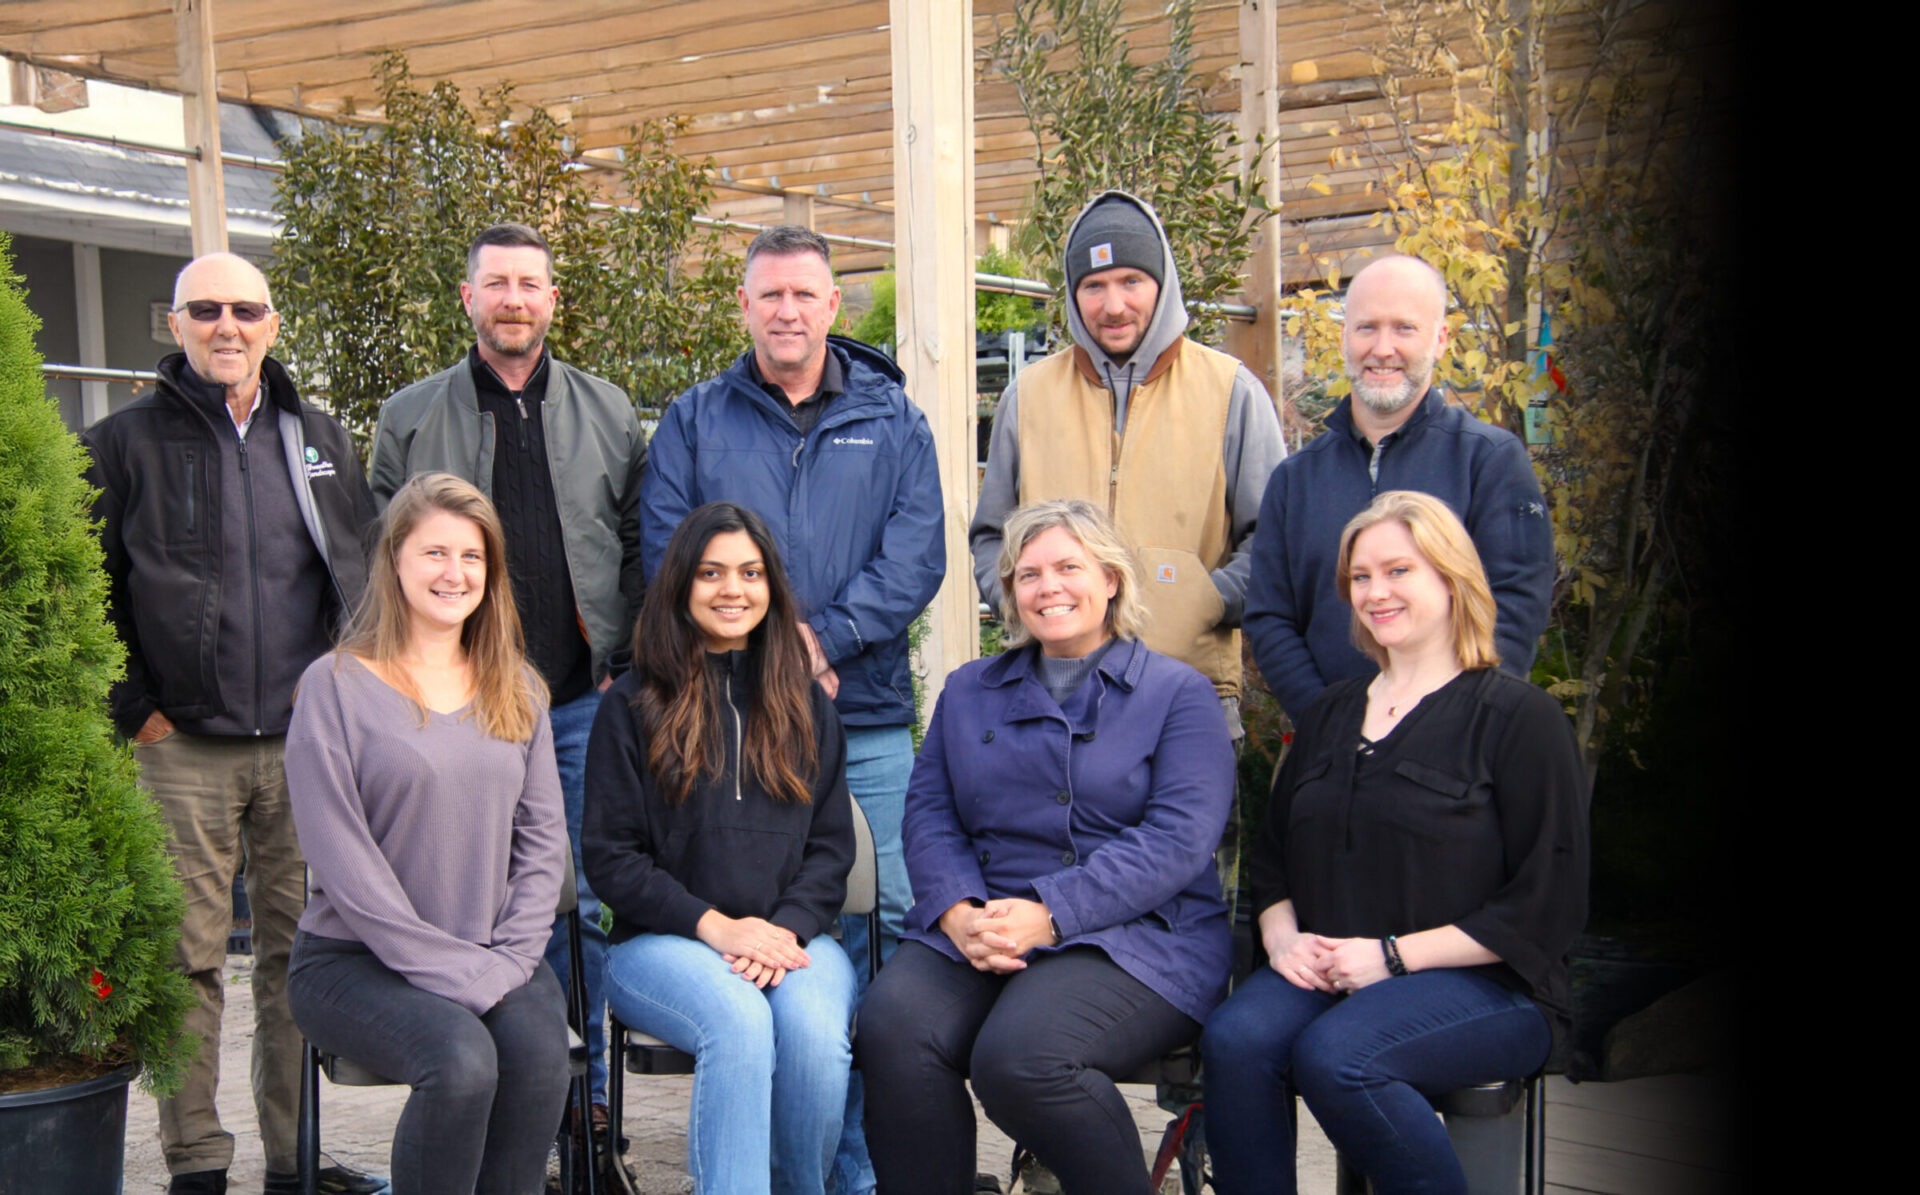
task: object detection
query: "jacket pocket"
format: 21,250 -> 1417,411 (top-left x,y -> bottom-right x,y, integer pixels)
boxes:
1133,546 -> 1226,660
165,444 -> 204,546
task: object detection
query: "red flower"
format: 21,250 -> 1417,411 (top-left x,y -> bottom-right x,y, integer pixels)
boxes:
89,969 -> 112,1001
1282,732 -> 1294,745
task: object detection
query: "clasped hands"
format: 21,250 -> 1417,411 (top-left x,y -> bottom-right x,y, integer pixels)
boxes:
938,897 -> 1055,973
1267,929 -> 1391,994
696,911 -> 811,989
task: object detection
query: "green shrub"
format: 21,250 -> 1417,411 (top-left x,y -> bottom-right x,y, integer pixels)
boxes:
0,233 -> 192,1094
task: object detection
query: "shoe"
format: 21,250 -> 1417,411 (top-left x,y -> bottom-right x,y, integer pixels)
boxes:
166,1171 -> 227,1195
263,1161 -> 390,1194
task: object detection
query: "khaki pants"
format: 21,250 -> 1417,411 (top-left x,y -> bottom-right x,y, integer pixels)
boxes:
134,731 -> 305,1175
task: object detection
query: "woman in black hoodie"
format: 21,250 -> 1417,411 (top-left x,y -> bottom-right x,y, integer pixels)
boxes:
583,501 -> 855,1195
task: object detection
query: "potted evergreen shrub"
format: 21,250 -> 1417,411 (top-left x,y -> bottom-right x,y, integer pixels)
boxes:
0,232 -> 193,1190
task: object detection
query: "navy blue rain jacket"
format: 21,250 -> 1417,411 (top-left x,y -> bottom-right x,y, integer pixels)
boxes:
642,337 -> 945,728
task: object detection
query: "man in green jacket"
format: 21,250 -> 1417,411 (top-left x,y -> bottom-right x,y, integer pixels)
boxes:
369,222 -> 647,1123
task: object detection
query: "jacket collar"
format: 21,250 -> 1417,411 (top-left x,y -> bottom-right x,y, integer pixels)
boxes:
705,647 -> 757,704
724,337 -> 901,431
158,352 -> 304,423
1326,386 -> 1444,445
1068,338 -> 1183,390
979,637 -> 1147,723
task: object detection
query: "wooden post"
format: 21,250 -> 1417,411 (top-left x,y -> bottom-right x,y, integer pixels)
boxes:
889,0 -> 978,723
1223,0 -> 1282,413
174,0 -> 228,256
72,243 -> 109,426
782,189 -> 815,230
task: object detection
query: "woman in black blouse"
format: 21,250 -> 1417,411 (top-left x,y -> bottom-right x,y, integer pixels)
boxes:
1201,490 -> 1588,1195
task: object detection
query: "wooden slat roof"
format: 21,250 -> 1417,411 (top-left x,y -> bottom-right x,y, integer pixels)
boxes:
0,1 -> 1728,282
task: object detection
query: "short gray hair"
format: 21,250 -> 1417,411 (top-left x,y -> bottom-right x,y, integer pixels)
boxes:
997,499 -> 1147,648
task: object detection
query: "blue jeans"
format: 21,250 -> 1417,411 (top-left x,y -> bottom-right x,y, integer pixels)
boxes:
604,932 -> 855,1195
831,724 -> 914,1195
541,687 -> 610,1102
1200,967 -> 1552,1195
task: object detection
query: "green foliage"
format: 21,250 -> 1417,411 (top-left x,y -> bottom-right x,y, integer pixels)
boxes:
579,117 -> 746,407
987,0 -> 1272,344
849,268 -> 898,350
0,234 -> 193,1094
847,246 -> 1043,351
270,53 -> 743,441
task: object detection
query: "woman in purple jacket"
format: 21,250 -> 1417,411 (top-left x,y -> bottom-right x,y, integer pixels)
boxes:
856,499 -> 1235,1195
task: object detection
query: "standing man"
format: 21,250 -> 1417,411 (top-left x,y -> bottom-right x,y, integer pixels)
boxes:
970,190 -> 1286,738
84,253 -> 380,1195
642,224 -> 944,1193
1244,253 -> 1555,722
369,222 -> 647,1130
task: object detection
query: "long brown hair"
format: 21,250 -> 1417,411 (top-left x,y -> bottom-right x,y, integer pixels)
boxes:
632,502 -> 816,804
339,472 -> 545,740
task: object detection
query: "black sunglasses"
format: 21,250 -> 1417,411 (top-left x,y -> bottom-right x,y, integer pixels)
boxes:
174,300 -> 273,324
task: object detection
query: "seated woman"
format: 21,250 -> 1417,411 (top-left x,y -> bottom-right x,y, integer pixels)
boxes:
285,472 -> 570,1195
583,501 -> 855,1195
1201,490 -> 1590,1195
857,499 -> 1235,1195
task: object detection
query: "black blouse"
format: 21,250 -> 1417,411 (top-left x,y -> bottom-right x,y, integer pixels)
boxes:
1250,668 -> 1589,1029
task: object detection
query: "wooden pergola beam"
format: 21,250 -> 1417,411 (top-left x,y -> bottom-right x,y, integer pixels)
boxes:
1223,0 -> 1281,406
890,0 -> 978,721
173,0 -> 225,255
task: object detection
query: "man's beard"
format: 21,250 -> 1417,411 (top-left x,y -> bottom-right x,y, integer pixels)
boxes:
1347,363 -> 1428,415
479,316 -> 545,358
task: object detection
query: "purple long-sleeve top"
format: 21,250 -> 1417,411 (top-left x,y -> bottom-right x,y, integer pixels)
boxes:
285,653 -> 567,1016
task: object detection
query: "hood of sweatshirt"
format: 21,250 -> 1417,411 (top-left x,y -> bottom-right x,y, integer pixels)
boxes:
1061,190 -> 1188,434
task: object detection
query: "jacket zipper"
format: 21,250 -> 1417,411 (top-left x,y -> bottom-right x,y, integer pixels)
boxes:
237,432 -> 265,735
183,448 -> 198,534
725,672 -> 744,800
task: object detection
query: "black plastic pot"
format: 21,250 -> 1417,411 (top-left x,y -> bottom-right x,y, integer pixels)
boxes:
0,1063 -> 135,1195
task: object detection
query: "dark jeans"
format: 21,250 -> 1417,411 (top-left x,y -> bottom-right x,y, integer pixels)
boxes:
855,942 -> 1197,1195
1200,966 -> 1552,1195
288,933 -> 571,1195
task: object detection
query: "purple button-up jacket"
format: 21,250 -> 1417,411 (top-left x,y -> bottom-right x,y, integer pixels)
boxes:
901,638 -> 1236,1023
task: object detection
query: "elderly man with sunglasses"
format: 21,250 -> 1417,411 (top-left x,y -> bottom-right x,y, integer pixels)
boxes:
83,253 -> 379,1195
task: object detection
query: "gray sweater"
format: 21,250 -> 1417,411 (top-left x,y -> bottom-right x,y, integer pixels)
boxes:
286,654 -> 567,1016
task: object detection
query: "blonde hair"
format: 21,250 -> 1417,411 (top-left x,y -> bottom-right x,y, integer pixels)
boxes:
997,499 -> 1147,649
340,473 -> 545,740
1335,490 -> 1500,672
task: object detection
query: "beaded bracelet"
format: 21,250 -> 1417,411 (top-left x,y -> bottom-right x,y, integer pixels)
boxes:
1382,934 -> 1409,977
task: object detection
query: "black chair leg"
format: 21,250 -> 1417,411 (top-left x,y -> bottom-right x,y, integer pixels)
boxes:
297,1043 -> 320,1195
563,910 -> 600,1195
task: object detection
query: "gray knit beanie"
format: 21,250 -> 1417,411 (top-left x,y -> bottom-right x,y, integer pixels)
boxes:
1064,197 -> 1163,294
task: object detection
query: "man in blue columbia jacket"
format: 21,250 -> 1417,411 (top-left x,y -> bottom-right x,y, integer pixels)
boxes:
1245,253 -> 1555,722
642,224 -> 944,1193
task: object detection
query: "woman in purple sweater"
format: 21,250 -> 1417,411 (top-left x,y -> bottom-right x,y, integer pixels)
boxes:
285,472 -> 569,1195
